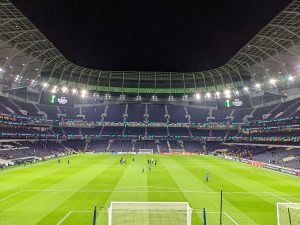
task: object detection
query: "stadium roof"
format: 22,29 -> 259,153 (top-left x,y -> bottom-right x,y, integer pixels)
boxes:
0,0 -> 299,94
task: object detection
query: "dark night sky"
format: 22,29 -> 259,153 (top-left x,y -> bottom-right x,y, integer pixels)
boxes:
12,0 -> 292,72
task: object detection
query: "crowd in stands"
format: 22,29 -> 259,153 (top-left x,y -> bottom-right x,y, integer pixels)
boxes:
0,95 -> 300,169
0,95 -> 299,124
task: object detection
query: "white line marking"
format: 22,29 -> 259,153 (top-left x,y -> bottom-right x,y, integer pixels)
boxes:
0,191 -> 23,202
225,212 -> 239,225
23,189 -> 288,195
56,211 -> 92,225
56,211 -> 72,225
0,189 -> 294,207
194,211 -> 239,225
267,192 -> 292,203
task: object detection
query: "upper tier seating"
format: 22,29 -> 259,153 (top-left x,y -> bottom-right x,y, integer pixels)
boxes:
37,104 -> 58,120
187,107 -> 209,123
127,104 -> 145,122
147,104 -> 166,122
124,127 -> 145,136
232,108 -> 253,122
105,104 -> 126,122
212,109 -> 232,122
82,106 -> 106,121
167,105 -> 188,123
168,127 -> 190,136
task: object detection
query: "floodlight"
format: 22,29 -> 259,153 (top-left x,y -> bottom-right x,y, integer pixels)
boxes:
205,92 -> 211,99
182,95 -> 188,101
224,90 -> 231,98
254,83 -> 261,89
287,75 -> 294,82
152,95 -> 158,101
269,78 -> 277,85
120,94 -> 126,100
81,89 -> 87,98
51,86 -> 58,94
62,86 -> 68,93
195,93 -> 201,100
136,95 -> 142,101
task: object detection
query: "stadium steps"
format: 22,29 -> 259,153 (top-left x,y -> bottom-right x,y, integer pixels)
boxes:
99,125 -> 105,136
33,104 -> 40,113
267,102 -> 283,119
101,105 -> 108,122
281,99 -> 300,118
167,140 -> 171,152
187,127 -> 193,136
166,126 -> 170,136
106,140 -> 112,152
0,101 -> 13,114
35,105 -> 48,119
84,142 -> 89,151
56,106 -> 61,114
230,109 -> 235,117
8,98 -> 22,112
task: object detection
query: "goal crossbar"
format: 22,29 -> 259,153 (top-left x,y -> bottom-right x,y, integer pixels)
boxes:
138,149 -> 154,154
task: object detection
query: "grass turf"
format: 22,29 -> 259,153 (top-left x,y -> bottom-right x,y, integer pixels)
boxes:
0,154 -> 299,225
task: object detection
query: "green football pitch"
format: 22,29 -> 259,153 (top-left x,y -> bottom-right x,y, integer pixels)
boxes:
0,154 -> 299,225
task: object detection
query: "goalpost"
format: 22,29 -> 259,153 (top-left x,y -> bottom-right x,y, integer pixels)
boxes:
277,202 -> 300,225
138,149 -> 154,154
108,202 -> 193,225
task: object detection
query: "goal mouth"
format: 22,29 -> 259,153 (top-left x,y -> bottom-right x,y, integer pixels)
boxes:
138,149 -> 154,154
277,202 -> 300,225
108,201 -> 193,225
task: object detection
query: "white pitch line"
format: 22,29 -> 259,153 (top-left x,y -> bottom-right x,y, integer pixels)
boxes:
225,212 -> 239,225
56,211 -> 72,225
56,211 -> 92,225
267,192 -> 292,203
0,191 -> 23,202
23,189 -> 285,194
194,211 -> 239,225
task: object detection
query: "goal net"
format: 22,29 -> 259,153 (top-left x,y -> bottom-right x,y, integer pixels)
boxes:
138,149 -> 154,154
108,202 -> 192,225
277,202 -> 300,225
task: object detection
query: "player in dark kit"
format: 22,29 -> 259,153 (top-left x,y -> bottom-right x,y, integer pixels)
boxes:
205,172 -> 209,182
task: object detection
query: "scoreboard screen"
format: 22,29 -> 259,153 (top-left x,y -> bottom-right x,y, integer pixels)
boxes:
40,91 -> 75,107
217,96 -> 251,109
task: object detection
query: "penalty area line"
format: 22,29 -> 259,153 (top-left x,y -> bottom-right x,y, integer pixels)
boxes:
194,211 -> 239,225
224,212 -> 239,225
56,211 -> 92,225
0,191 -> 23,202
267,192 -> 292,203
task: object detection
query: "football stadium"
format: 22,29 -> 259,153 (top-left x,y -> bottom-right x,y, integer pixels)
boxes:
0,0 -> 300,224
